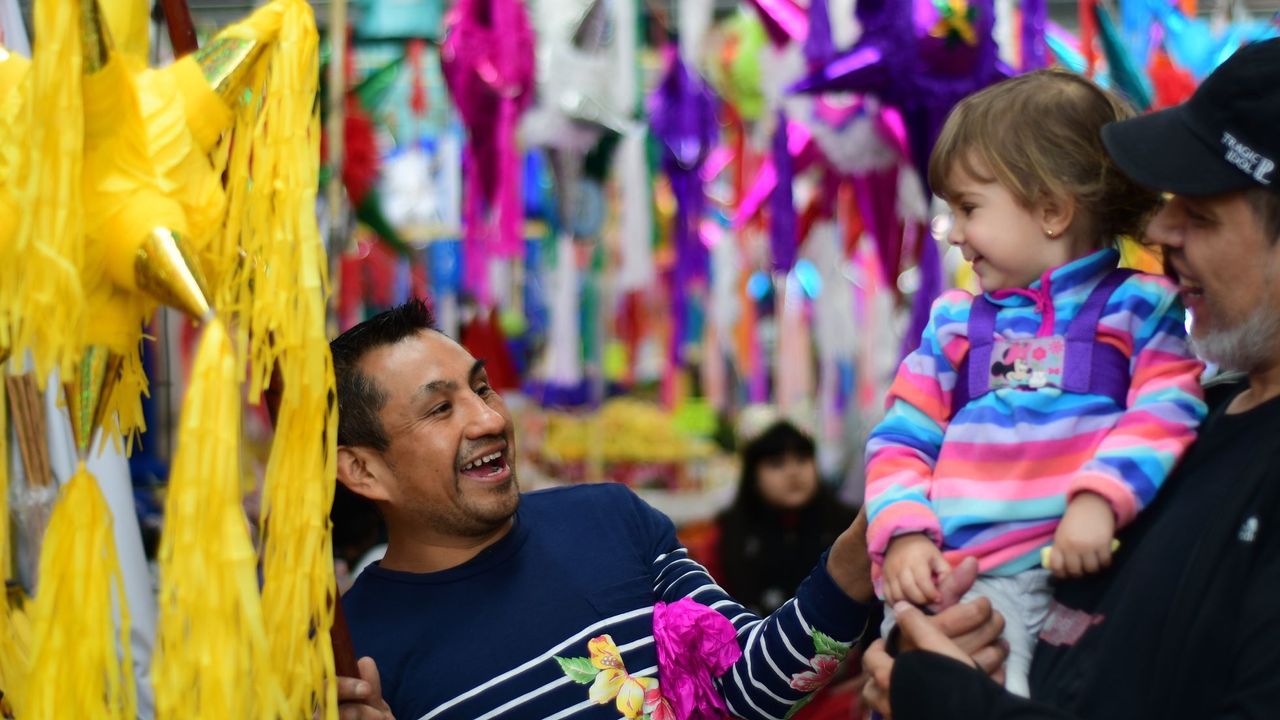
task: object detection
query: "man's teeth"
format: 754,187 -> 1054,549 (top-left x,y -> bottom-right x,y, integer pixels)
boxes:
461,451 -> 503,472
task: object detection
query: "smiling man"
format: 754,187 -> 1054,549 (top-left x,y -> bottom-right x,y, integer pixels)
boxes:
327,301 -> 1004,720
334,325 -> 519,574
859,38 -> 1280,720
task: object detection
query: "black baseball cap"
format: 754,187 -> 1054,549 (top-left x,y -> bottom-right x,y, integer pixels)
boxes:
1102,38 -> 1280,196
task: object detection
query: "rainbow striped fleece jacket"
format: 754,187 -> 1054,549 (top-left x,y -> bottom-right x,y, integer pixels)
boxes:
865,248 -> 1207,579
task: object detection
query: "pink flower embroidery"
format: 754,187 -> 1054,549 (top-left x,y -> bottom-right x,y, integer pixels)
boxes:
788,653 -> 840,692
643,678 -> 677,720
1033,347 -> 1048,361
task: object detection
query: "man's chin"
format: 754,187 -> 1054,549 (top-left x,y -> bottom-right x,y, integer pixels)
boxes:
1192,315 -> 1280,373
462,473 -> 520,510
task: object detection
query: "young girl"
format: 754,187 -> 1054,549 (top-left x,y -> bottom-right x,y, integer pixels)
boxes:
864,70 -> 1207,696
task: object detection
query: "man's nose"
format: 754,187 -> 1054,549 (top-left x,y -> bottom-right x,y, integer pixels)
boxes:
465,393 -> 506,437
1144,201 -> 1184,249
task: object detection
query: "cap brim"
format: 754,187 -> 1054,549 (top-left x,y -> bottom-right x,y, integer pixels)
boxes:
1102,107 -> 1258,196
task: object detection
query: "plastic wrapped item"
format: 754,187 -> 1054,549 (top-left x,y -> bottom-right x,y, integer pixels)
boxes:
4,374 -> 53,595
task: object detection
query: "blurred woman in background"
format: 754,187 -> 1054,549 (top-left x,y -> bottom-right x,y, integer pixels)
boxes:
711,417 -> 858,615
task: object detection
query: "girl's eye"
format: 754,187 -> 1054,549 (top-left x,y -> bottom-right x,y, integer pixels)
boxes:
960,204 -> 976,216
475,384 -> 493,397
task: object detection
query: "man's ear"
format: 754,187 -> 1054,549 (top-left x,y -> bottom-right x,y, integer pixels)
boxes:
337,445 -> 393,502
1038,192 -> 1077,239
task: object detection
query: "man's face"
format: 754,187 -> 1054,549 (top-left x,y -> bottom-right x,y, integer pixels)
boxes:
1148,192 -> 1280,372
355,330 -> 519,541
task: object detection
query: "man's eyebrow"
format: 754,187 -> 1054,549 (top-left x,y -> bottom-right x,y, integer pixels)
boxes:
414,361 -> 487,398
415,378 -> 458,398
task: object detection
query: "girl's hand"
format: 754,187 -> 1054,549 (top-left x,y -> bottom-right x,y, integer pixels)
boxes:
1049,492 -> 1116,578
883,533 -> 951,605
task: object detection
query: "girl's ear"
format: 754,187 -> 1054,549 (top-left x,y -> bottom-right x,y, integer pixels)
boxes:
1038,191 -> 1077,239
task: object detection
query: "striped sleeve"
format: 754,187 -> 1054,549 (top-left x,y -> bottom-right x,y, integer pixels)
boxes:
652,547 -> 871,720
1070,275 -> 1207,525
864,291 -> 970,566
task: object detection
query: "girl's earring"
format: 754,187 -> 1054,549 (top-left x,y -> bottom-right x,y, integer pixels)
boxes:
1044,228 -> 1056,238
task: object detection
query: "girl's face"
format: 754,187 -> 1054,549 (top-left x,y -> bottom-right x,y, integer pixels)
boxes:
944,157 -> 1078,291
756,453 -> 819,510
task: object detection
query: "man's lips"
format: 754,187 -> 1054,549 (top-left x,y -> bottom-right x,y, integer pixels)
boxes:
459,443 -> 510,479
1171,268 -> 1204,299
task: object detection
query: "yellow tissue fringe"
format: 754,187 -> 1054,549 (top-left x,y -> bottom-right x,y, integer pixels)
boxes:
208,0 -> 287,333
152,318 -> 274,718
81,287 -> 150,454
12,0 -> 86,388
137,61 -> 228,284
25,462 -> 136,719
0,50 -> 28,352
79,49 -> 188,449
0,379 -> 27,710
0,378 -> 8,583
99,0 -> 149,59
261,340 -> 339,718
0,592 -> 31,716
3,0 -> 339,714
222,1 -> 340,716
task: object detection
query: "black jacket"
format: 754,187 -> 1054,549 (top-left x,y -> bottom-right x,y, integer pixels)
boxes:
892,380 -> 1280,720
716,486 -> 856,615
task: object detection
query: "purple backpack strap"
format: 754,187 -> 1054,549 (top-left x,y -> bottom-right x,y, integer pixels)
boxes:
1062,269 -> 1136,405
952,269 -> 1136,417
952,295 -> 999,412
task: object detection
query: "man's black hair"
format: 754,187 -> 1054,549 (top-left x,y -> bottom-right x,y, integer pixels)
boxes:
330,297 -> 436,450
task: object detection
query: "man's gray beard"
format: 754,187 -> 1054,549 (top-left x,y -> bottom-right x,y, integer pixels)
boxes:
1192,302 -> 1280,373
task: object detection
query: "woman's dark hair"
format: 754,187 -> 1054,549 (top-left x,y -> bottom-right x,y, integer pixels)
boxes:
733,420 -> 817,514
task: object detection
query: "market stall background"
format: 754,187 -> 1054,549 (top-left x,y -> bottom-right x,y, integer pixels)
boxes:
9,0 -> 1276,533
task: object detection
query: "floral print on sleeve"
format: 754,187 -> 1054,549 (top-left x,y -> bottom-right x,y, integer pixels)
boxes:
556,634 -> 676,720
783,629 -> 851,719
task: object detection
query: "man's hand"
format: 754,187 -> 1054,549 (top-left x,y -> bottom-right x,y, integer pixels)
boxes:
827,507 -> 875,604
899,595 -> 1008,680
861,600 -> 1010,717
338,657 -> 394,720
1049,492 -> 1116,578
883,533 -> 950,605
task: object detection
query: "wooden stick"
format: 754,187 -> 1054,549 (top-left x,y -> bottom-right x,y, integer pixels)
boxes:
322,0 -> 361,682
5,375 -> 51,488
330,591 -> 361,678
159,0 -> 199,57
